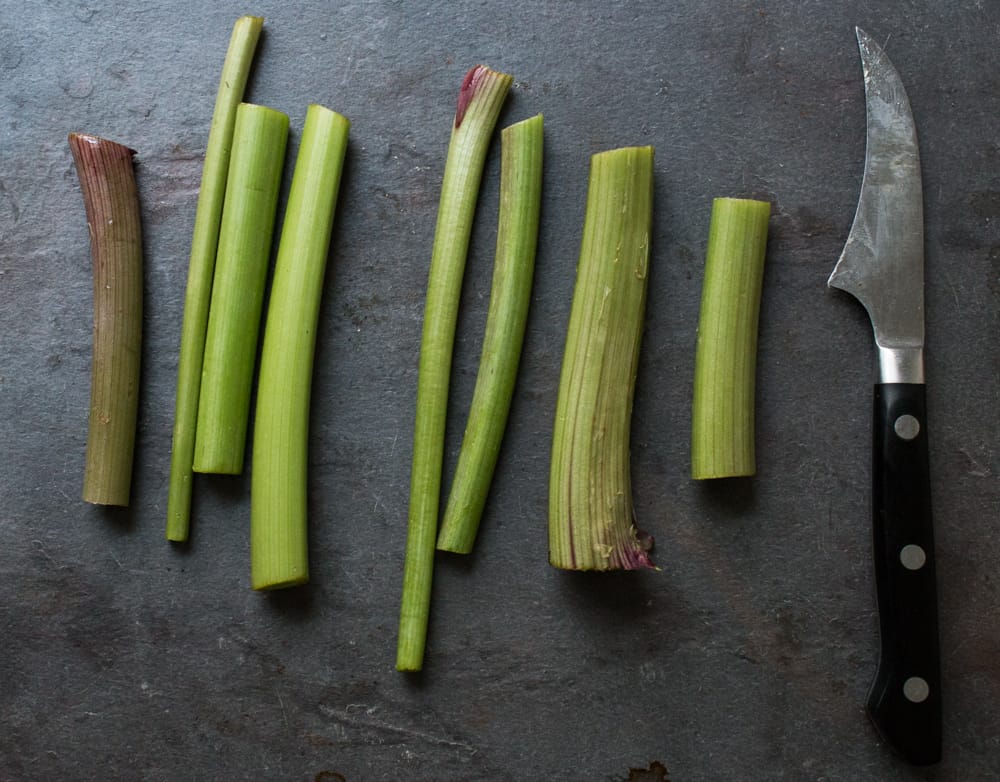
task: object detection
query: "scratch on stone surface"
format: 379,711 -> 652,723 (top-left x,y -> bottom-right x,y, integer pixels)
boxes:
959,447 -> 991,478
317,704 -> 476,754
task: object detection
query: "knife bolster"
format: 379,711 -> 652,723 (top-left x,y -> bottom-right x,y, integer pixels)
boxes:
877,345 -> 924,384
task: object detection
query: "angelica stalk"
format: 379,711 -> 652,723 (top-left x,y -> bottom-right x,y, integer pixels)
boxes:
436,113 -> 543,554
251,104 -> 350,590
398,65 -> 513,671
194,103 -> 289,474
690,197 -> 770,479
549,146 -> 655,571
166,15 -> 263,541
70,133 -> 143,507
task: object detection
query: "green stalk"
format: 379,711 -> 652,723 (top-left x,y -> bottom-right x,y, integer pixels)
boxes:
691,197 -> 770,479
69,133 -> 143,506
398,65 -> 513,672
167,15 -> 263,540
549,146 -> 654,571
436,113 -> 543,554
251,104 -> 350,590
194,103 -> 289,474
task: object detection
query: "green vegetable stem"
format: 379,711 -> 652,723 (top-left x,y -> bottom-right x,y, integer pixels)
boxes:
251,104 -> 350,590
549,146 -> 655,571
398,65 -> 513,672
436,113 -> 544,554
691,197 -> 770,479
166,15 -> 263,541
194,103 -> 289,475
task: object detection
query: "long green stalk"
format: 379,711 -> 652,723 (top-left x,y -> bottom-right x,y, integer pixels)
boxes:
69,133 -> 143,506
251,104 -> 350,590
398,65 -> 513,672
691,197 -> 770,479
549,146 -> 654,571
436,113 -> 543,554
194,103 -> 288,474
166,15 -> 263,540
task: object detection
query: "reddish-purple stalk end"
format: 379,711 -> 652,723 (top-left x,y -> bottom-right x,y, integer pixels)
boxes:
455,64 -> 490,129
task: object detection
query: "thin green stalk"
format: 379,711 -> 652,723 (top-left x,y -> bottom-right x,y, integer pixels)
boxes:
167,16 -> 263,540
194,103 -> 289,474
691,197 -> 770,479
436,113 -> 543,554
69,133 -> 143,506
398,65 -> 513,672
549,146 -> 654,571
251,104 -> 350,590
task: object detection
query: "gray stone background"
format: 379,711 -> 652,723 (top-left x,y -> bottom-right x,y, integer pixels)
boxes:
1,2 -> 997,780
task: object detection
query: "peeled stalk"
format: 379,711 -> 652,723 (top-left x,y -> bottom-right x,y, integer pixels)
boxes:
436,113 -> 543,554
691,197 -> 770,479
398,65 -> 513,672
194,103 -> 289,474
549,146 -> 654,571
166,15 -> 263,541
69,133 -> 143,506
251,104 -> 350,591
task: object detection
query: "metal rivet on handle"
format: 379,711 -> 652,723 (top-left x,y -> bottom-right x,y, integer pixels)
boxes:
903,676 -> 930,703
894,414 -> 920,440
900,544 -> 927,571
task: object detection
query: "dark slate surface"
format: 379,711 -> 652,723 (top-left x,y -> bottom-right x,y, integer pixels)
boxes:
1,2 -> 997,780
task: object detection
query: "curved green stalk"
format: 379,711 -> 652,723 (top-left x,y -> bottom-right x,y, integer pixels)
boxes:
436,113 -> 543,554
251,104 -> 350,590
69,133 -> 143,506
194,103 -> 289,474
549,146 -> 654,571
166,15 -> 263,540
691,197 -> 770,479
398,65 -> 513,672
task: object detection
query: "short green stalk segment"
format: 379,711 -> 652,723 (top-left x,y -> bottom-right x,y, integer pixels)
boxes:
397,65 -> 513,672
549,145 -> 655,571
69,133 -> 143,507
436,113 -> 544,554
194,103 -> 289,475
251,104 -> 350,591
166,15 -> 264,541
691,197 -> 770,479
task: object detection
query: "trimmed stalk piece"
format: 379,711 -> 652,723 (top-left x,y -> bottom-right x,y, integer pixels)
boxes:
167,15 -> 263,541
436,113 -> 544,554
549,146 -> 654,571
69,133 -> 143,506
691,197 -> 770,479
398,65 -> 513,672
251,104 -> 350,591
194,103 -> 289,474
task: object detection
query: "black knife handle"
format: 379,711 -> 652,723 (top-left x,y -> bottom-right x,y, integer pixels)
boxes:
868,382 -> 941,765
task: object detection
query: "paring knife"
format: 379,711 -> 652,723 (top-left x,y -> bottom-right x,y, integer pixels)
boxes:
828,28 -> 942,765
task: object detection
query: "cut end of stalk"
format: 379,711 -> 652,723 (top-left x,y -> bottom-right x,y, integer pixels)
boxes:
455,64 -> 513,129
252,573 -> 309,592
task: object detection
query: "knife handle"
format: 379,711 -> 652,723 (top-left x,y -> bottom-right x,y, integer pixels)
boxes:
868,382 -> 941,765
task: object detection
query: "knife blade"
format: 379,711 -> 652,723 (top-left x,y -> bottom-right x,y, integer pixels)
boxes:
828,27 -> 942,766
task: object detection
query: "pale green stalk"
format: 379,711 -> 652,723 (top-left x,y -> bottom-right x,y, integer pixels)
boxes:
436,113 -> 543,554
549,146 -> 655,571
167,15 -> 263,540
251,104 -> 350,590
69,133 -> 143,506
691,197 -> 770,479
194,103 -> 288,474
398,65 -> 513,672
